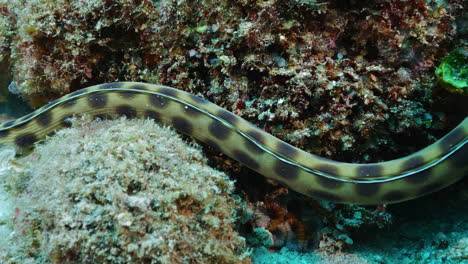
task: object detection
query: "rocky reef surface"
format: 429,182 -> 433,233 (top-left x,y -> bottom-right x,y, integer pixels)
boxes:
0,0 -> 466,263
0,117 -> 250,263
0,0 -> 465,160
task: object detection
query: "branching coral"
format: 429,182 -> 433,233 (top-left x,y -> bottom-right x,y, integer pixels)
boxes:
0,117 -> 251,264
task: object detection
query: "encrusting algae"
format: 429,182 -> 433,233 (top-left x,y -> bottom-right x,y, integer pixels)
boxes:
0,117 -> 251,264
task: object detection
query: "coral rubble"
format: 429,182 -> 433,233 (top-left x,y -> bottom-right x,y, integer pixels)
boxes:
0,117 -> 250,264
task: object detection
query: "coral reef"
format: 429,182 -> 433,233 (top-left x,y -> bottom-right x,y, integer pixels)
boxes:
316,201 -> 392,252
0,0 -> 464,161
247,189 -> 321,251
0,0 -> 465,261
245,188 -> 392,253
248,180 -> 467,263
0,3 -> 12,102
0,117 -> 250,264
0,0 -> 161,106
0,145 -> 15,177
0,3 -> 11,64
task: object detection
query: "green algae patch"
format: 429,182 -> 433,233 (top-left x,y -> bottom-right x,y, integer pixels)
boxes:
0,117 -> 251,264
435,49 -> 468,94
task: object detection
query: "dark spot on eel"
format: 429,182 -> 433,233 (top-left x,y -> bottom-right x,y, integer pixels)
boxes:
119,91 -> 137,99
317,173 -> 343,189
217,110 -> 239,126
188,93 -> 208,104
274,160 -> 300,180
405,170 -> 431,184
209,120 -> 231,140
438,127 -> 465,152
244,130 -> 265,153
172,117 -> 193,135
61,99 -> 78,108
2,120 -> 14,128
116,105 -> 137,119
356,164 -> 383,178
356,183 -> 380,197
232,150 -> 259,170
129,83 -> 148,91
276,141 -> 299,160
158,87 -> 178,97
401,156 -> 426,172
88,93 -> 108,108
315,164 -> 339,176
15,133 -> 37,148
144,110 -> 161,122
36,111 -> 52,127
183,105 -> 201,116
149,95 -> 168,108
446,143 -> 468,168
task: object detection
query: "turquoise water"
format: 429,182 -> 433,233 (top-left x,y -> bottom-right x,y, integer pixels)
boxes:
0,91 -> 32,119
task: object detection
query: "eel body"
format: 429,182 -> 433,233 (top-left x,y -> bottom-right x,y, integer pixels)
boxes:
0,82 -> 466,204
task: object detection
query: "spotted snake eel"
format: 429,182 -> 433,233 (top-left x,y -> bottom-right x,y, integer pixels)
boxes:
0,82 -> 466,204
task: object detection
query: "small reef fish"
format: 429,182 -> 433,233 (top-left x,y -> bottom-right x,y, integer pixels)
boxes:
0,82 -> 466,204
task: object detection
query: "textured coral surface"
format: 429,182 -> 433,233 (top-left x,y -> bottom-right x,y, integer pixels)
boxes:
0,0 -> 465,161
0,0 -> 465,262
0,117 -> 250,264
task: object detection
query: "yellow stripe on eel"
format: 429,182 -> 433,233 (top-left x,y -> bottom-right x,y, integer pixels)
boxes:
0,82 -> 466,205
